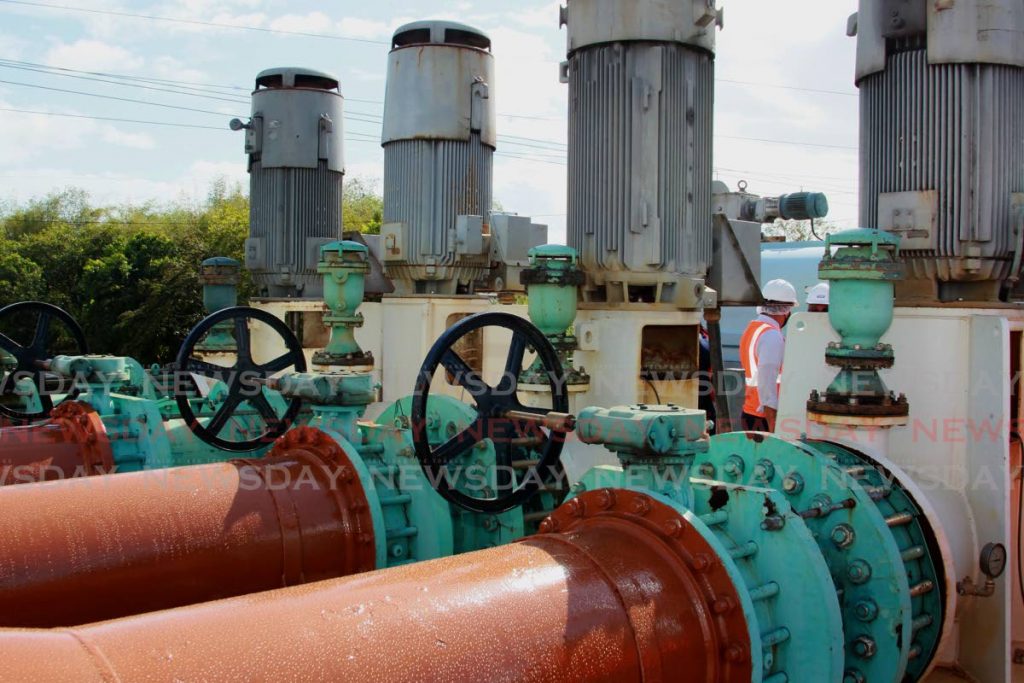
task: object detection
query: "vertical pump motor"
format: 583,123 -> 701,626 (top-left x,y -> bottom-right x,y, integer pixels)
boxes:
234,68 -> 345,299
380,21 -> 496,295
851,0 -> 1024,301
561,0 -> 723,306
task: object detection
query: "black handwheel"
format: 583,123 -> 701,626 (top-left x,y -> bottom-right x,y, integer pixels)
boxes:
0,301 -> 89,422
412,312 -> 569,514
175,307 -> 307,451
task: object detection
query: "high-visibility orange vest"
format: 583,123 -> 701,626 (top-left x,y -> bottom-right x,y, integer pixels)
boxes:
740,319 -> 782,417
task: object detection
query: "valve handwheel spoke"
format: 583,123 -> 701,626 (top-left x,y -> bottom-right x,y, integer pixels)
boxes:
412,312 -> 569,514
234,317 -> 252,362
248,390 -> 282,424
497,332 -> 528,393
0,301 -> 88,422
0,331 -> 20,354
430,417 -> 491,466
261,352 -> 298,375
174,306 -> 306,452
439,349 -> 492,401
183,358 -> 234,384
205,394 -> 244,436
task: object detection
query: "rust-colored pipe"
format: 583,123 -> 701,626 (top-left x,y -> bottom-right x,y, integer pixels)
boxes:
0,401 -> 113,485
0,427 -> 375,627
2,490 -> 752,683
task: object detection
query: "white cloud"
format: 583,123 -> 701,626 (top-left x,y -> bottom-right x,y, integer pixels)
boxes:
149,56 -> 211,85
268,11 -> 333,34
265,12 -> 389,40
510,1 -> 562,30
173,0 -> 263,13
348,67 -> 384,83
0,100 -> 160,164
0,33 -> 30,60
206,12 -> 268,29
44,39 -> 143,72
336,17 -> 391,40
98,125 -> 156,150
0,158 -> 249,208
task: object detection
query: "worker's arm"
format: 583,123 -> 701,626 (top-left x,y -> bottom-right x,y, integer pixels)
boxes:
756,331 -> 785,432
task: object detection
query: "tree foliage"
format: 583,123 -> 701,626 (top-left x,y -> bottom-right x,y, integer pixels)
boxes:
0,177 -> 382,364
762,218 -> 842,242
343,177 -> 384,234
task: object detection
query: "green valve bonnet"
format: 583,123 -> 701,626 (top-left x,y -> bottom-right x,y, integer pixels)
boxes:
520,245 -> 588,386
199,257 -> 241,313
522,245 -> 585,337
315,240 -> 373,368
809,228 -> 908,421
319,240 -> 370,316
820,228 -> 903,351
196,257 -> 241,352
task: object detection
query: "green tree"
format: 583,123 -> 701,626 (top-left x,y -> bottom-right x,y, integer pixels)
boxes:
762,218 -> 840,242
1,188 -> 105,239
0,250 -> 44,303
343,177 -> 384,234
0,180 -> 254,364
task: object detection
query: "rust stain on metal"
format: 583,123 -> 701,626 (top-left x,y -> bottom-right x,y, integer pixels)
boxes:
0,426 -> 374,627
0,488 -> 750,682
0,401 -> 112,486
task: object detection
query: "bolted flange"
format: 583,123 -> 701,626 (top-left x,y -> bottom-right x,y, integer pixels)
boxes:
538,488 -> 753,681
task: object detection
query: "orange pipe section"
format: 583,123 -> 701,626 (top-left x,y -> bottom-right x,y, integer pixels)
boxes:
0,401 -> 112,485
0,427 -> 375,627
2,490 -> 752,682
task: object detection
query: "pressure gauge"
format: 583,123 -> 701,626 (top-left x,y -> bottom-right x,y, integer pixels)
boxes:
980,543 -> 1008,579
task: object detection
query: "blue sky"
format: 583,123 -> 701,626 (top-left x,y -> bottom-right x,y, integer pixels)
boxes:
0,0 -> 860,242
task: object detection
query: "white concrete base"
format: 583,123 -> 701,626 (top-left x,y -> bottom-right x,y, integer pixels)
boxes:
779,307 -> 1024,683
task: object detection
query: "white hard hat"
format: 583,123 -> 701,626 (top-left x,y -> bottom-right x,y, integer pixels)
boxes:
806,282 -> 830,306
762,279 -> 799,305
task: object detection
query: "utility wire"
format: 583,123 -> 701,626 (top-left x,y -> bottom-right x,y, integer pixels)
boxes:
1,108 -> 569,165
0,0 -> 391,45
0,62 -> 250,104
717,134 -> 857,151
0,78 -> 246,117
0,59 -> 569,132
715,165 -> 856,184
718,78 -> 857,98
0,2 -> 861,99
0,107 -> 227,130
0,59 -> 561,117
0,58 -> 249,95
0,72 -> 856,161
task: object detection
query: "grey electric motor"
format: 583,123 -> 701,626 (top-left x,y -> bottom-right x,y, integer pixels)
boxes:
379,21 -> 496,295
236,67 -> 345,299
852,0 -> 1024,302
562,0 -> 723,308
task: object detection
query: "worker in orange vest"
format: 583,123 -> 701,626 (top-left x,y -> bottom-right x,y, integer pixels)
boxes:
740,279 -> 798,432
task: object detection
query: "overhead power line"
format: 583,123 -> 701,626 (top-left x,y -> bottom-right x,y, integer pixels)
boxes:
0,0 -> 390,45
0,62 -> 249,104
0,2 -> 861,99
718,78 -> 857,98
0,107 -> 227,130
0,58 -> 565,123
0,74 -> 574,152
716,134 -> 857,151
0,78 -> 247,117
0,58 -> 250,96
